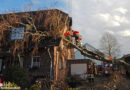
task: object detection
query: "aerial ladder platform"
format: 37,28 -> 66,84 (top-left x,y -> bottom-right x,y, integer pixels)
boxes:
64,38 -> 130,67
64,38 -> 110,62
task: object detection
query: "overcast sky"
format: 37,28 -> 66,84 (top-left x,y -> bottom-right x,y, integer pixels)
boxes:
0,0 -> 130,56
66,0 -> 130,56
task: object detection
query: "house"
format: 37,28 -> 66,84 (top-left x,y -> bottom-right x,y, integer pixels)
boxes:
0,9 -> 74,85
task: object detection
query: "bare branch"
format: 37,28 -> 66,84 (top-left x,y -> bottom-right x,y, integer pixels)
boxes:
99,32 -> 121,58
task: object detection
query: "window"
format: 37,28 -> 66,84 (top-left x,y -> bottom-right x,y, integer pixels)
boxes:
11,28 -> 24,40
31,56 -> 40,68
59,58 -> 63,69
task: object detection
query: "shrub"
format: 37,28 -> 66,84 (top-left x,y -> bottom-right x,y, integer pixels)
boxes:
30,84 -> 39,90
65,76 -> 79,88
3,65 -> 29,88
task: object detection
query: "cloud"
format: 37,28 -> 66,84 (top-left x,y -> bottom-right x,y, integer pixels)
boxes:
95,13 -> 129,27
63,0 -> 130,55
106,30 -> 115,35
96,13 -> 120,27
114,15 -> 129,23
118,30 -> 130,36
114,7 -> 128,14
98,13 -> 110,22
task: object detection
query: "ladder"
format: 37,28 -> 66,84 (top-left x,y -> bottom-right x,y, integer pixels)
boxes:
64,38 -> 111,62
64,38 -> 130,66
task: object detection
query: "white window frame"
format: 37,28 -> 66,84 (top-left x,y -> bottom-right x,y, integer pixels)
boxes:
11,27 -> 24,40
31,56 -> 40,68
19,57 -> 23,67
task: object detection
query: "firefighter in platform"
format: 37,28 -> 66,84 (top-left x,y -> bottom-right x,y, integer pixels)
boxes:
64,30 -> 82,46
64,31 -> 71,40
72,30 -> 82,45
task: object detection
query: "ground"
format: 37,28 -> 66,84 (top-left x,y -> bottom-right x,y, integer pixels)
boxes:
76,72 -> 130,90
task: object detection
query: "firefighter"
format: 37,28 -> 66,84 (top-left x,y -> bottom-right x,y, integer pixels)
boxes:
64,31 -> 71,40
0,77 -> 2,87
64,31 -> 71,36
64,30 -> 82,46
87,62 -> 94,83
72,30 -> 82,45
109,57 -> 113,61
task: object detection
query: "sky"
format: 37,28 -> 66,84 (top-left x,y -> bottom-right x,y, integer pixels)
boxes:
0,0 -> 67,13
68,0 -> 130,56
0,0 -> 130,56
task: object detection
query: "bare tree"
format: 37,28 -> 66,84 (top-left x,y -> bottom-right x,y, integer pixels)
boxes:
0,9 -> 69,54
0,9 -> 71,89
99,32 -> 121,58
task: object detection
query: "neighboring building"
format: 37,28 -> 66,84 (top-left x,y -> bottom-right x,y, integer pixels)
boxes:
121,54 -> 130,75
122,54 -> 130,63
75,50 -> 88,59
75,42 -> 103,65
75,50 -> 103,65
0,9 -> 74,84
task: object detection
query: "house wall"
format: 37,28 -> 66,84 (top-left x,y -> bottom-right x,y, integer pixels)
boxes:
23,47 -> 54,78
71,64 -> 87,75
53,41 -> 74,81
50,24 -> 75,82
